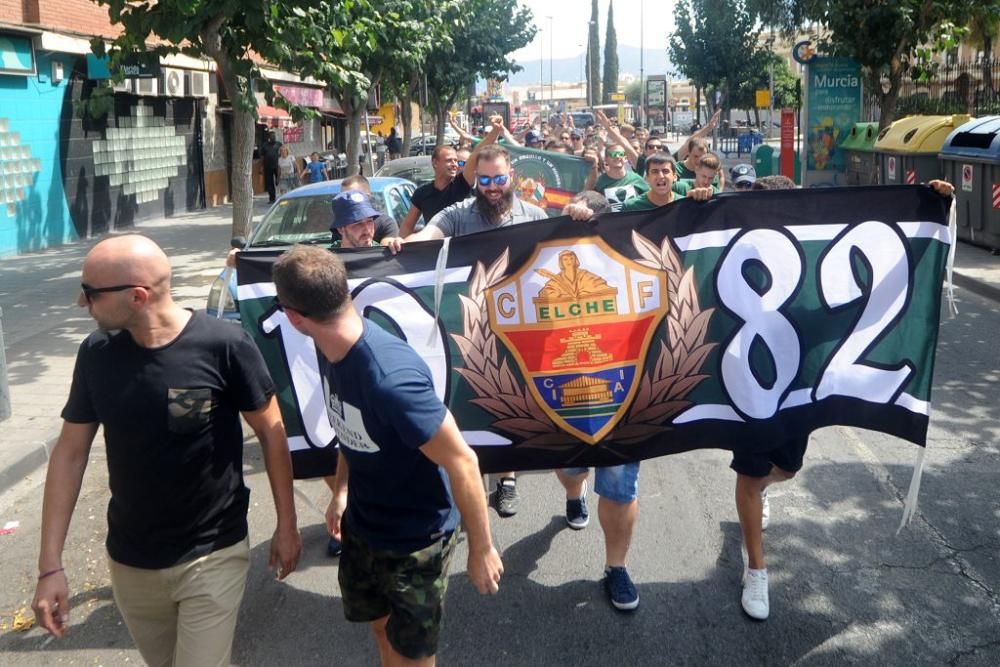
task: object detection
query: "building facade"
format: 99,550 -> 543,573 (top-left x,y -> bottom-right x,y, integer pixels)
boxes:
0,2 -> 340,257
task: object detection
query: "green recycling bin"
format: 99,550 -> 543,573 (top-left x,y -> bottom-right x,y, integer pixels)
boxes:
874,114 -> 970,186
840,122 -> 880,185
939,115 -> 1000,250
752,144 -> 774,177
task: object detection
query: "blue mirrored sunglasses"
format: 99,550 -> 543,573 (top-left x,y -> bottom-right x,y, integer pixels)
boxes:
477,174 -> 510,187
457,160 -> 466,167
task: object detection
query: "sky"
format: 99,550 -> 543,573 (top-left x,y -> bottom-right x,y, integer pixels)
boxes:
510,0 -> 678,63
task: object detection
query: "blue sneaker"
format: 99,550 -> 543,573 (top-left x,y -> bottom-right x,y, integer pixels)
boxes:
566,480 -> 589,530
604,566 -> 639,611
327,536 -> 342,558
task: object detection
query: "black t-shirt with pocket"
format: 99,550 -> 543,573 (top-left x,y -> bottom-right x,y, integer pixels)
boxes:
62,311 -> 274,569
410,176 -> 473,223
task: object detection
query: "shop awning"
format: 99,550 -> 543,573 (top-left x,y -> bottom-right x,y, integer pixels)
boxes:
257,105 -> 292,127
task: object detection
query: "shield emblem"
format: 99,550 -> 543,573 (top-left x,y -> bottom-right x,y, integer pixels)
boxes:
486,238 -> 669,444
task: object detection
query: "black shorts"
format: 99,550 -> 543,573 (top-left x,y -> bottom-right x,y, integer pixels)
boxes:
338,529 -> 456,660
730,435 -> 810,478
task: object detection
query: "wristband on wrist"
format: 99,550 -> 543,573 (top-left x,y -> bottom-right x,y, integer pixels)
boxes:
38,567 -> 64,580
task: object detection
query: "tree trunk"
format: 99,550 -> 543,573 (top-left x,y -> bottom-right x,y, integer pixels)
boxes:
200,18 -> 254,239
983,36 -> 995,100
695,87 -> 702,125
342,97 -> 364,177
878,70 -> 903,130
399,73 -> 418,155
433,97 -> 449,146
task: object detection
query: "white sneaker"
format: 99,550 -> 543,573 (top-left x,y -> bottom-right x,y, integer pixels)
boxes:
741,568 -> 769,620
761,489 -> 770,531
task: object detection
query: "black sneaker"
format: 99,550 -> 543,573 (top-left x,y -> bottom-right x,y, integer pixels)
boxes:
490,477 -> 519,517
604,566 -> 639,611
565,480 -> 589,529
327,536 -> 342,558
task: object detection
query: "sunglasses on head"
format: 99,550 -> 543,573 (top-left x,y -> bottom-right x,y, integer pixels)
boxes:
477,174 -> 510,187
607,150 -> 626,158
80,283 -> 150,302
272,296 -> 310,318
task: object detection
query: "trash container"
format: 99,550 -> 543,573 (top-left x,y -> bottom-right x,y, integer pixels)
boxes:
752,144 -> 775,177
840,122 -> 880,186
939,115 -> 1000,250
874,114 -> 971,186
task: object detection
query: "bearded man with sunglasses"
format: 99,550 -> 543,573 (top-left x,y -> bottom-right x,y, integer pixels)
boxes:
32,234 -> 301,666
385,143 -> 545,517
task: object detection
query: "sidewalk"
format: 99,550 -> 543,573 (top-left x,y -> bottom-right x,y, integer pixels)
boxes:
0,197 -> 271,495
1,197 -> 998,496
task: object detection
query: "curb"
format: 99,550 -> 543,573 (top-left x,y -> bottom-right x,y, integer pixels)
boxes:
953,270 -> 1000,305
0,440 -> 50,497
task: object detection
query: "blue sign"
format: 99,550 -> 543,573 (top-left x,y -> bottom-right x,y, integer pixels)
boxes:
0,34 -> 36,76
804,57 -> 861,184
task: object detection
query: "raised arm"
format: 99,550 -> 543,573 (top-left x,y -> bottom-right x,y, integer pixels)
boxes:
595,110 -> 639,167
676,109 -> 721,160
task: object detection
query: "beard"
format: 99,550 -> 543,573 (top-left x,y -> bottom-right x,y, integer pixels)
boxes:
475,187 -> 514,225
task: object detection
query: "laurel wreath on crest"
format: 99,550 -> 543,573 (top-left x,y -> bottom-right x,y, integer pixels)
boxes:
452,233 -> 716,449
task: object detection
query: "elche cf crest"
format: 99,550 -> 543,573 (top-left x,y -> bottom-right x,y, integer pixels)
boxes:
486,239 -> 669,444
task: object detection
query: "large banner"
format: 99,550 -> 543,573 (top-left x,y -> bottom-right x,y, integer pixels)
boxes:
237,186 -> 951,478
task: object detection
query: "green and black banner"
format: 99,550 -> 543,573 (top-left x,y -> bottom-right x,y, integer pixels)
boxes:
237,186 -> 951,478
500,142 -> 592,216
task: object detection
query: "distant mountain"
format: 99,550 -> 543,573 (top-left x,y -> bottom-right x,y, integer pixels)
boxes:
502,45 -> 672,87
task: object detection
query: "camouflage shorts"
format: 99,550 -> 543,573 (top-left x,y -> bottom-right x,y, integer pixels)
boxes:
338,530 -> 457,660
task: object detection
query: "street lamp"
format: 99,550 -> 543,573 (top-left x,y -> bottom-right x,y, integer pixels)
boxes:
547,15 -> 554,108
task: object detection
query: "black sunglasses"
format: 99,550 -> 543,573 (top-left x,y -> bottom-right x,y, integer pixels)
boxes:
80,283 -> 150,302
272,296 -> 310,318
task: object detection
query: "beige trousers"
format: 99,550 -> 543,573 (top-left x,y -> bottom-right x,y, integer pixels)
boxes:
108,537 -> 250,667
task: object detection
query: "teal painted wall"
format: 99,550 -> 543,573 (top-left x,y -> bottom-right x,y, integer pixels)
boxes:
0,51 -> 77,257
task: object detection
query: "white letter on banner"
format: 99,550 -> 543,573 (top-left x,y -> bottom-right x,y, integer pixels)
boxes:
717,229 -> 802,419
816,221 -> 914,403
261,311 -> 336,451
351,281 -> 448,401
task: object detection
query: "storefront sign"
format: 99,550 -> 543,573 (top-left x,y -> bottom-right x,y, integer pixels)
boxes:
274,84 -> 323,108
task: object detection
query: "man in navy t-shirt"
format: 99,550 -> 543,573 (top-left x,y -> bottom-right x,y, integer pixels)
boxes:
272,245 -> 503,663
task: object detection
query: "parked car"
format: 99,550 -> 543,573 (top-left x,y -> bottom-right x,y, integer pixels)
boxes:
206,177 -> 416,320
374,156 -> 434,186
408,133 -> 461,156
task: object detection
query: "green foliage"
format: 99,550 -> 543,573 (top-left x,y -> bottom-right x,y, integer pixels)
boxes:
730,51 -> 801,110
588,0 -> 601,106
602,1 -> 619,103
753,0 -> 983,125
424,0 -> 536,115
669,0 -> 770,111
73,81 -> 116,121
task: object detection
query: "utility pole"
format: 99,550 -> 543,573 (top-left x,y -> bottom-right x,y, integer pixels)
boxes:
639,0 -> 644,128
539,25 -> 544,115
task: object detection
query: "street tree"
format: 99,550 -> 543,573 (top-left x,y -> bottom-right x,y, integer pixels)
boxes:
602,1 -> 620,103
966,3 -> 1000,102
424,0 -> 535,143
758,0 -> 979,128
588,0 -> 602,106
92,0 -> 369,238
730,51 -> 801,125
670,0 -> 768,124
325,0 -> 452,175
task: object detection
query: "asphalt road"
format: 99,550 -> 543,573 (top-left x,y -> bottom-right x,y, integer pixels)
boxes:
0,286 -> 997,666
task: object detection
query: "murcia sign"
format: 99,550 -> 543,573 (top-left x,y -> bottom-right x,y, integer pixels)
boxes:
486,238 -> 669,444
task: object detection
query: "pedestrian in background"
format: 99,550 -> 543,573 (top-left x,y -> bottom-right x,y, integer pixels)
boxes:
277,145 -> 298,195
260,131 -> 282,203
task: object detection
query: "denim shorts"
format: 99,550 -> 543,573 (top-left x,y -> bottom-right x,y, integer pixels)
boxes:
562,462 -> 640,503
